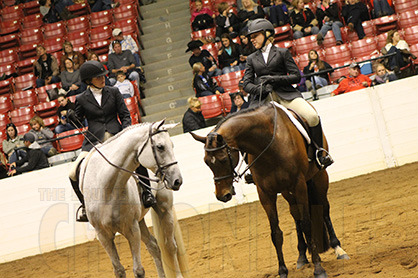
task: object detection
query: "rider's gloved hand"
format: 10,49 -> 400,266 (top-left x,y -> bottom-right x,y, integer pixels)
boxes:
262,84 -> 273,97
259,75 -> 277,84
67,109 -> 77,123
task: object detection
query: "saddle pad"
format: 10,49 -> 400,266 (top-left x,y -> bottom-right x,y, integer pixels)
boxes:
271,101 -> 311,144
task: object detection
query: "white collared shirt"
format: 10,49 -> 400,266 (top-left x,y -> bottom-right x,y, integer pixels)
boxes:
261,42 -> 273,64
90,87 -> 103,106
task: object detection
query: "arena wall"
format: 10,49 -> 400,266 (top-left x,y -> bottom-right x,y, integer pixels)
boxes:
1,75 -> 417,263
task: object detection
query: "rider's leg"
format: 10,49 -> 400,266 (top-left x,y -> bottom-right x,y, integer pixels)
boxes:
136,165 -> 157,208
69,151 -> 89,222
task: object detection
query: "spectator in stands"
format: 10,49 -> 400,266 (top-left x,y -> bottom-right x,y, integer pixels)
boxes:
109,28 -> 142,67
60,58 -> 86,96
239,31 -> 256,62
55,94 -> 77,134
316,0 -> 343,46
218,34 -> 245,73
238,0 -> 265,31
193,62 -> 224,97
215,2 -> 240,41
230,92 -> 249,113
381,30 -> 417,73
187,40 -> 222,77
2,123 -> 25,164
39,0 -> 74,23
87,52 -> 111,86
342,0 -> 369,40
89,0 -> 117,13
7,133 -> 49,177
372,63 -> 397,85
290,0 -> 319,39
60,41 -> 85,71
114,71 -> 135,99
28,116 -> 58,157
191,0 -> 215,31
238,79 -> 250,104
331,62 -> 372,96
372,0 -> 394,18
34,45 -> 60,88
107,41 -> 140,86
269,0 -> 289,27
303,50 -> 333,91
182,97 -> 206,133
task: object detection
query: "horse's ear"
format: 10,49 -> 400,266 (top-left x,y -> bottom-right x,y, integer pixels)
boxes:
153,118 -> 166,130
161,122 -> 180,130
190,132 -> 206,144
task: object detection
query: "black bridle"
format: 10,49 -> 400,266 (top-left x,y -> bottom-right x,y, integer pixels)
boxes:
205,102 -> 278,183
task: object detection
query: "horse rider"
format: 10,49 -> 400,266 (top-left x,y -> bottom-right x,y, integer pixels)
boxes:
243,18 -> 333,169
67,60 -> 156,222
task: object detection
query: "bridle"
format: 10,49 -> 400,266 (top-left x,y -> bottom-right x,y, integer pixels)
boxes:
205,102 -> 278,183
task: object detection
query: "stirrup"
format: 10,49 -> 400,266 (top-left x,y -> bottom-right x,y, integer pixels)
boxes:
142,191 -> 156,208
315,148 -> 334,169
76,205 -> 89,222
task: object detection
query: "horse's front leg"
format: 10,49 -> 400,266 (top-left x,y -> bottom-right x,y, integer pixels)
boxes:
139,219 -> 166,278
124,220 -> 146,278
258,189 -> 288,278
96,231 -> 126,278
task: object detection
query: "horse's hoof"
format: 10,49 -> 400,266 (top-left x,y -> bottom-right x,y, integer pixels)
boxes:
337,253 -> 350,260
279,274 -> 288,278
297,258 -> 309,269
314,272 -> 328,278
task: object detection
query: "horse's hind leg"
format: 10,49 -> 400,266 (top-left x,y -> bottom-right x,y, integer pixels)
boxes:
311,173 -> 350,260
124,220 -> 146,278
139,219 -> 166,278
96,231 -> 126,278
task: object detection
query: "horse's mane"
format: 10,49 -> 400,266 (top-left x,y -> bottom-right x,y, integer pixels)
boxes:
214,104 -> 265,132
99,122 -> 151,147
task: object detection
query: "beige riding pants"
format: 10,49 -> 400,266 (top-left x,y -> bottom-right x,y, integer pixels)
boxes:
69,132 -> 114,181
264,94 -> 320,127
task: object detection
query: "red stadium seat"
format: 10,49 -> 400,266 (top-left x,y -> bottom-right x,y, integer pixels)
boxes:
294,35 -> 321,55
19,43 -> 38,60
409,43 -> 418,65
15,123 -> 31,135
44,37 -> 65,53
10,106 -> 36,126
393,0 -> 418,14
90,25 -> 112,42
201,42 -> 219,59
350,37 -> 379,60
0,33 -> 20,49
50,51 -> 64,67
21,13 -> 44,30
191,27 -> 216,41
56,128 -> 85,152
43,21 -> 67,40
66,15 -> 90,33
0,95 -> 14,114
199,94 -> 224,119
275,40 -> 296,56
66,1 -> 90,16
34,100 -> 59,118
67,31 -> 90,47
36,83 -> 62,102
376,32 -> 388,50
190,0 -> 213,12
90,10 -> 113,28
0,112 -> 11,130
89,40 -> 111,55
274,24 -> 293,43
1,5 -> 24,21
42,115 -> 59,128
23,0 -> 40,15
0,19 -> 20,36
220,70 -> 245,82
220,93 -> 232,114
124,96 -> 140,124
373,15 -> 398,34
113,4 -> 139,22
20,27 -> 43,45
0,63 -> 16,78
15,57 -> 37,75
0,78 -> 14,96
14,73 -> 36,91
345,20 -> 376,42
398,9 -> 418,29
403,25 -> 418,45
324,44 -> 352,64
329,61 -> 351,83
12,89 -> 38,108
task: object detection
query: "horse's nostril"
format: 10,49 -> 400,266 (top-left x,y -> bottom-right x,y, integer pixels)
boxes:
222,193 -> 232,202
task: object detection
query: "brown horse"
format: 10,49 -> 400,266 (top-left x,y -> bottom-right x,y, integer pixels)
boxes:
191,103 -> 349,278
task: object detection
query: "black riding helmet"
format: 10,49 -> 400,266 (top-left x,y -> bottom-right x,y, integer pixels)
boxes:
79,60 -> 108,83
247,19 -> 275,48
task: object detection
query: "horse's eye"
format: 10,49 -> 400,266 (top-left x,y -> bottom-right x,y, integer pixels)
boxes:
157,144 -> 165,151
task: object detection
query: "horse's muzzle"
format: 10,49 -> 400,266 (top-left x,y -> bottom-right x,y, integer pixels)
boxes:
171,178 -> 182,191
217,193 -> 233,202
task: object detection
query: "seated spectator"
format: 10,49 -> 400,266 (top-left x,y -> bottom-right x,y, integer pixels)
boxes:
215,2 -> 240,41
60,58 -> 86,96
193,63 -> 224,97
89,0 -> 118,12
238,79 -> 250,104
191,0 -> 215,31
107,41 -> 140,86
87,51 -> 111,86
109,28 -> 142,67
34,45 -> 60,88
239,31 -> 256,63
218,34 -> 245,74
55,94 -> 77,134
7,133 -> 49,177
28,116 -> 58,157
381,30 -> 417,73
316,0 -> 343,46
238,0 -> 265,32
187,40 -> 222,77
331,62 -> 372,96
372,0 -> 394,18
269,0 -> 290,27
291,0 -> 319,39
114,71 -> 135,99
39,0 -> 74,23
372,63 -> 397,85
60,41 -> 85,71
303,49 -> 333,91
2,123 -> 25,164
342,0 -> 369,40
230,92 -> 250,113
182,97 -> 206,133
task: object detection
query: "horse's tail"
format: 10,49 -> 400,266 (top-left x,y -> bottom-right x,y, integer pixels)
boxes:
151,208 -> 190,278
307,179 -> 331,254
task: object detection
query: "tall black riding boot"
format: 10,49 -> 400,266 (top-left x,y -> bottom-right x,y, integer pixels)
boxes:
310,120 -> 334,169
136,165 -> 157,208
70,178 -> 88,222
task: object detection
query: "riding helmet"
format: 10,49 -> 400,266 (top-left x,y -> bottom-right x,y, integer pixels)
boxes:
247,18 -> 275,37
79,60 -> 108,82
